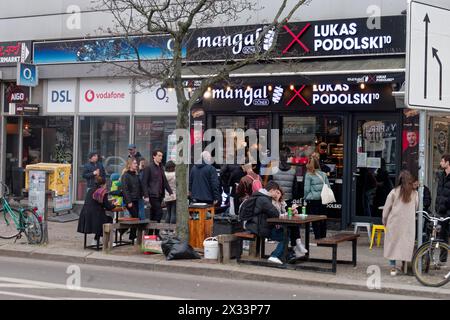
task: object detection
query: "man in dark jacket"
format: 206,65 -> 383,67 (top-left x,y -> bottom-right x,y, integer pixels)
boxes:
127,143 -> 142,162
220,164 -> 245,212
434,154 -> 450,262
243,181 -> 288,264
142,150 -> 173,222
82,151 -> 106,190
189,151 -> 221,205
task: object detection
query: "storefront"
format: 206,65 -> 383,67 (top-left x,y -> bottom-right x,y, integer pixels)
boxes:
1,77 -> 178,204
183,15 -> 408,227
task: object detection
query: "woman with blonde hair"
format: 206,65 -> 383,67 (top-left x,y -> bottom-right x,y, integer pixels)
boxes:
120,158 -> 142,240
382,170 -> 418,276
304,157 -> 330,239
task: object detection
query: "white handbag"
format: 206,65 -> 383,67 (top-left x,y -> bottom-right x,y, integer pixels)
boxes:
317,172 -> 336,205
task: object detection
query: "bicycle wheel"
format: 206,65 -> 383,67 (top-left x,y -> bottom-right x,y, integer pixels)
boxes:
413,241 -> 450,287
0,208 -> 20,239
23,209 -> 43,244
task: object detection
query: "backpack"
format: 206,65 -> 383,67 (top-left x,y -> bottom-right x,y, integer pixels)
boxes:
238,196 -> 258,221
247,174 -> 263,193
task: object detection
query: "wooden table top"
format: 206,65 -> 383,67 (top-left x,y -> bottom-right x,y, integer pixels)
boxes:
267,215 -> 327,225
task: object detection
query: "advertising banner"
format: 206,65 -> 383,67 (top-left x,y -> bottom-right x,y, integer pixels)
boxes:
47,79 -> 77,113
79,78 -> 132,113
0,41 -> 31,65
186,15 -> 406,61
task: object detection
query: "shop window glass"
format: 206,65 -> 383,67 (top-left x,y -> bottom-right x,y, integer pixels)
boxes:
77,117 -> 129,200
5,118 -> 20,195
43,117 -> 74,164
281,116 -> 344,179
134,117 -> 177,163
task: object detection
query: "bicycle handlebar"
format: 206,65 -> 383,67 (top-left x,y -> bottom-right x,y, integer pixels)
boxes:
416,210 -> 450,223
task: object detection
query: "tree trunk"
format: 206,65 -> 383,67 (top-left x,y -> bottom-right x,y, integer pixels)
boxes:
175,99 -> 190,242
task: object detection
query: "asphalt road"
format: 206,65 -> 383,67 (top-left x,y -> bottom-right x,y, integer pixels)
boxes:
0,256 -> 431,300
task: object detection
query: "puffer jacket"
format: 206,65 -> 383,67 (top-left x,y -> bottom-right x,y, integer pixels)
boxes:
244,190 -> 280,238
120,170 -> 143,205
435,171 -> 450,217
164,172 -> 176,202
272,162 -> 296,200
304,171 -> 330,201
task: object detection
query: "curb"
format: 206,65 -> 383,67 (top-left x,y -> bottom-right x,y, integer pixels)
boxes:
0,248 -> 449,299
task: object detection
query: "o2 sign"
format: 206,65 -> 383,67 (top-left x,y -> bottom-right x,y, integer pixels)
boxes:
17,63 -> 38,87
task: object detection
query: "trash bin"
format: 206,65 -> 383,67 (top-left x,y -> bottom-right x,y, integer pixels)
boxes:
203,237 -> 219,259
213,214 -> 243,236
11,167 -> 24,197
188,204 -> 215,249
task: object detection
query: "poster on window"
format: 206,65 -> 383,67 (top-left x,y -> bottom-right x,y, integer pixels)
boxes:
433,120 -> 449,170
402,109 -> 419,176
28,170 -> 46,217
362,121 -> 385,152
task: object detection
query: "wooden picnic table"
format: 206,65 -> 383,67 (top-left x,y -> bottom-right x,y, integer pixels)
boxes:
267,214 -> 327,263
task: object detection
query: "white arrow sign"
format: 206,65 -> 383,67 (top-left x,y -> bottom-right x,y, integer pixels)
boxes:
407,1 -> 450,109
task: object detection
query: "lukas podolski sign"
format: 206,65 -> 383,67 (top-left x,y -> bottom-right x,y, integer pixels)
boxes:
186,15 -> 406,61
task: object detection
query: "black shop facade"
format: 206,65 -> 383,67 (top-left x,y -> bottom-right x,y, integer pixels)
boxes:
184,15 -> 409,228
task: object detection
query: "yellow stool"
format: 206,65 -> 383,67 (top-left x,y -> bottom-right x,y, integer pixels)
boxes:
369,225 -> 386,249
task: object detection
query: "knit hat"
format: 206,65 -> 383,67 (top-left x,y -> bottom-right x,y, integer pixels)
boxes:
111,173 -> 120,181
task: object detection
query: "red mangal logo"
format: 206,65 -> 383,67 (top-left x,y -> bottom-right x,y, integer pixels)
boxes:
85,89 -> 95,102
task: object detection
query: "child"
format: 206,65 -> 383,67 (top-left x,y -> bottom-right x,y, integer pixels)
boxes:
109,173 -> 123,207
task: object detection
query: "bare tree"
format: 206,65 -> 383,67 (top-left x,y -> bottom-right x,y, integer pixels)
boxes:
96,0 -> 310,241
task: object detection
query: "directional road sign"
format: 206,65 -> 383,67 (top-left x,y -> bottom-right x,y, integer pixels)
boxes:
407,1 -> 450,109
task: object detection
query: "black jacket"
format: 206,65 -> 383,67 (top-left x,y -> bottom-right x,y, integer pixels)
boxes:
435,171 -> 450,217
142,162 -> 172,198
121,170 -> 143,204
220,164 -> 245,196
82,161 -> 106,189
77,187 -> 114,236
423,185 -> 432,213
244,191 -> 280,238
189,163 -> 221,203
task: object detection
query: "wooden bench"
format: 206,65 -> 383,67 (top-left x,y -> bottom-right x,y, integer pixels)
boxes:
103,220 -> 176,253
233,231 -> 266,260
314,233 -> 360,273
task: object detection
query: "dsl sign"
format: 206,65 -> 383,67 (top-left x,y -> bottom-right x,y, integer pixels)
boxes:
51,90 -> 73,103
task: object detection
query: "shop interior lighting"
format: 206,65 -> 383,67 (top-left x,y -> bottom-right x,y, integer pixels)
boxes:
290,84 -> 295,90
247,86 -> 251,91
268,85 -> 273,91
203,90 -> 212,99
227,86 -> 231,91
360,83 -> 366,90
207,87 -> 212,91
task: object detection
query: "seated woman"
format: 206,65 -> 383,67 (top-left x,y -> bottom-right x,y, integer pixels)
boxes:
77,175 -> 115,246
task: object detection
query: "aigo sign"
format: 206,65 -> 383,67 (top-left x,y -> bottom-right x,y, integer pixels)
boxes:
79,79 -> 131,113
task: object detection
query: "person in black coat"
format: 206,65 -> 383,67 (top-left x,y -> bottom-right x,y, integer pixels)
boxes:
189,151 -> 221,205
243,181 -> 288,264
434,154 -> 450,262
121,158 -> 143,240
82,151 -> 106,190
142,150 -> 173,222
77,175 -> 114,244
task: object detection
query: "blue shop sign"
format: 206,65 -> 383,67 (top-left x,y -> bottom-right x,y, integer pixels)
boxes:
33,35 -> 186,64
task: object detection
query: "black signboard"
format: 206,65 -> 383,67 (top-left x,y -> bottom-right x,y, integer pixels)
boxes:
0,41 -> 31,65
196,75 -> 400,112
3,83 -> 31,113
14,104 -> 40,116
186,15 -> 406,61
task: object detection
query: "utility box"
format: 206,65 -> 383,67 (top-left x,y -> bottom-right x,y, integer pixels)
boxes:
25,163 -> 71,196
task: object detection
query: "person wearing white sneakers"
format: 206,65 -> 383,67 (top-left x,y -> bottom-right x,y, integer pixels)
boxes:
241,181 -> 287,265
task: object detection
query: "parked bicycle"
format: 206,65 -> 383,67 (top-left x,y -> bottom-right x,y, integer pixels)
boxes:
0,182 -> 43,244
412,211 -> 450,287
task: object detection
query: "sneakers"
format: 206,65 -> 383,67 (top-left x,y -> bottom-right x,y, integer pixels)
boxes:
390,268 -> 398,276
268,256 -> 283,264
90,239 -> 101,246
294,238 -> 308,258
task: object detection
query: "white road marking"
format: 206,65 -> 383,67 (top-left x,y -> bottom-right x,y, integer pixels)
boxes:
0,277 -> 188,300
0,291 -> 57,300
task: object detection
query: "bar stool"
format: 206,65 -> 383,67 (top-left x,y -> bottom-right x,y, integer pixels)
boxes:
353,222 -> 371,238
369,225 -> 386,249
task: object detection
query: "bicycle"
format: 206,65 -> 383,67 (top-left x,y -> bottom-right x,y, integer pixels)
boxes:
412,211 -> 450,287
0,182 -> 43,244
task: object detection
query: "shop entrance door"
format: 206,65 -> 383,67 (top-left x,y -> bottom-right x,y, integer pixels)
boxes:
351,114 -> 401,223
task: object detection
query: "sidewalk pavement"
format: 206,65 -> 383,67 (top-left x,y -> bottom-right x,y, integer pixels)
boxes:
0,220 -> 449,299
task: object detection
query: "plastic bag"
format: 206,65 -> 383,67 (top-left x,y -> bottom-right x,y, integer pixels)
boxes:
161,237 -> 201,260
142,235 -> 162,254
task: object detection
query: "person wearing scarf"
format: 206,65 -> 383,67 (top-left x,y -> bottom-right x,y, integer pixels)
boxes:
77,176 -> 115,246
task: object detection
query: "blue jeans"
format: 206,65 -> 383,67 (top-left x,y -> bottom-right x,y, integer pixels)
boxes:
270,227 -> 288,259
138,199 -> 145,220
165,201 -> 176,224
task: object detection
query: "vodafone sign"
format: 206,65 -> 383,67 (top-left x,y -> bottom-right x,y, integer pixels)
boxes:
80,79 -> 131,113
